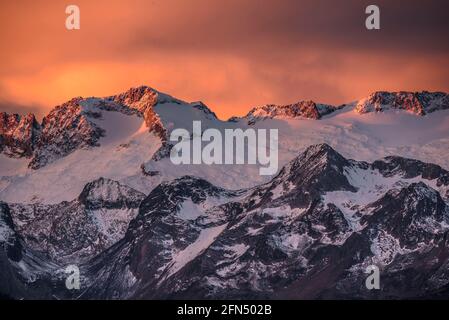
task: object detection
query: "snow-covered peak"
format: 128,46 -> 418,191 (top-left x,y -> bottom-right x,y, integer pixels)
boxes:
29,97 -> 106,169
355,91 -> 449,115
242,143 -> 356,211
0,201 -> 15,244
189,101 -> 218,120
284,143 -> 353,183
239,100 -> 343,124
2,87 -> 448,172
137,175 -> 237,217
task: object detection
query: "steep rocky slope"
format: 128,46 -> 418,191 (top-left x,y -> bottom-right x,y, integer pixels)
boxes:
58,144 -> 449,299
0,86 -> 448,300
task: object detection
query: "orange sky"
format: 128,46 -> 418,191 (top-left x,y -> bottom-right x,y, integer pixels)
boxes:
0,0 -> 448,120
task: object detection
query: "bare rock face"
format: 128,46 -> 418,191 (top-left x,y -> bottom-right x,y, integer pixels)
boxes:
0,112 -> 41,157
241,100 -> 342,124
0,201 -> 22,262
68,144 -> 449,299
2,86 -> 449,300
355,91 -> 449,115
108,86 -> 160,113
143,107 -> 167,141
29,89 -> 174,168
107,86 -> 177,140
29,98 -> 106,169
8,178 -> 145,264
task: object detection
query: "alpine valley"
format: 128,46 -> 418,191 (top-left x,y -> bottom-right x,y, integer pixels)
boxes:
1,86 -> 449,299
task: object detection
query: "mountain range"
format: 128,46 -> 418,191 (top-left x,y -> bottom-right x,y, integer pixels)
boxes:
0,86 -> 448,299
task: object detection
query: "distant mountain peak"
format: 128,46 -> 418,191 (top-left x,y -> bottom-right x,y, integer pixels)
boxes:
0,86 -> 188,168
78,177 -> 146,210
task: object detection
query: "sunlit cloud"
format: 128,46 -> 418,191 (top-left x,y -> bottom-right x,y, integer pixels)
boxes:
0,0 -> 448,119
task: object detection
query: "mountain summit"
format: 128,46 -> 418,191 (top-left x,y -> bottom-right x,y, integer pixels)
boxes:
2,144 -> 448,299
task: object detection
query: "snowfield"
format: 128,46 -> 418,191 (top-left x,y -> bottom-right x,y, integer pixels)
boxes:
1,89 -> 448,204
